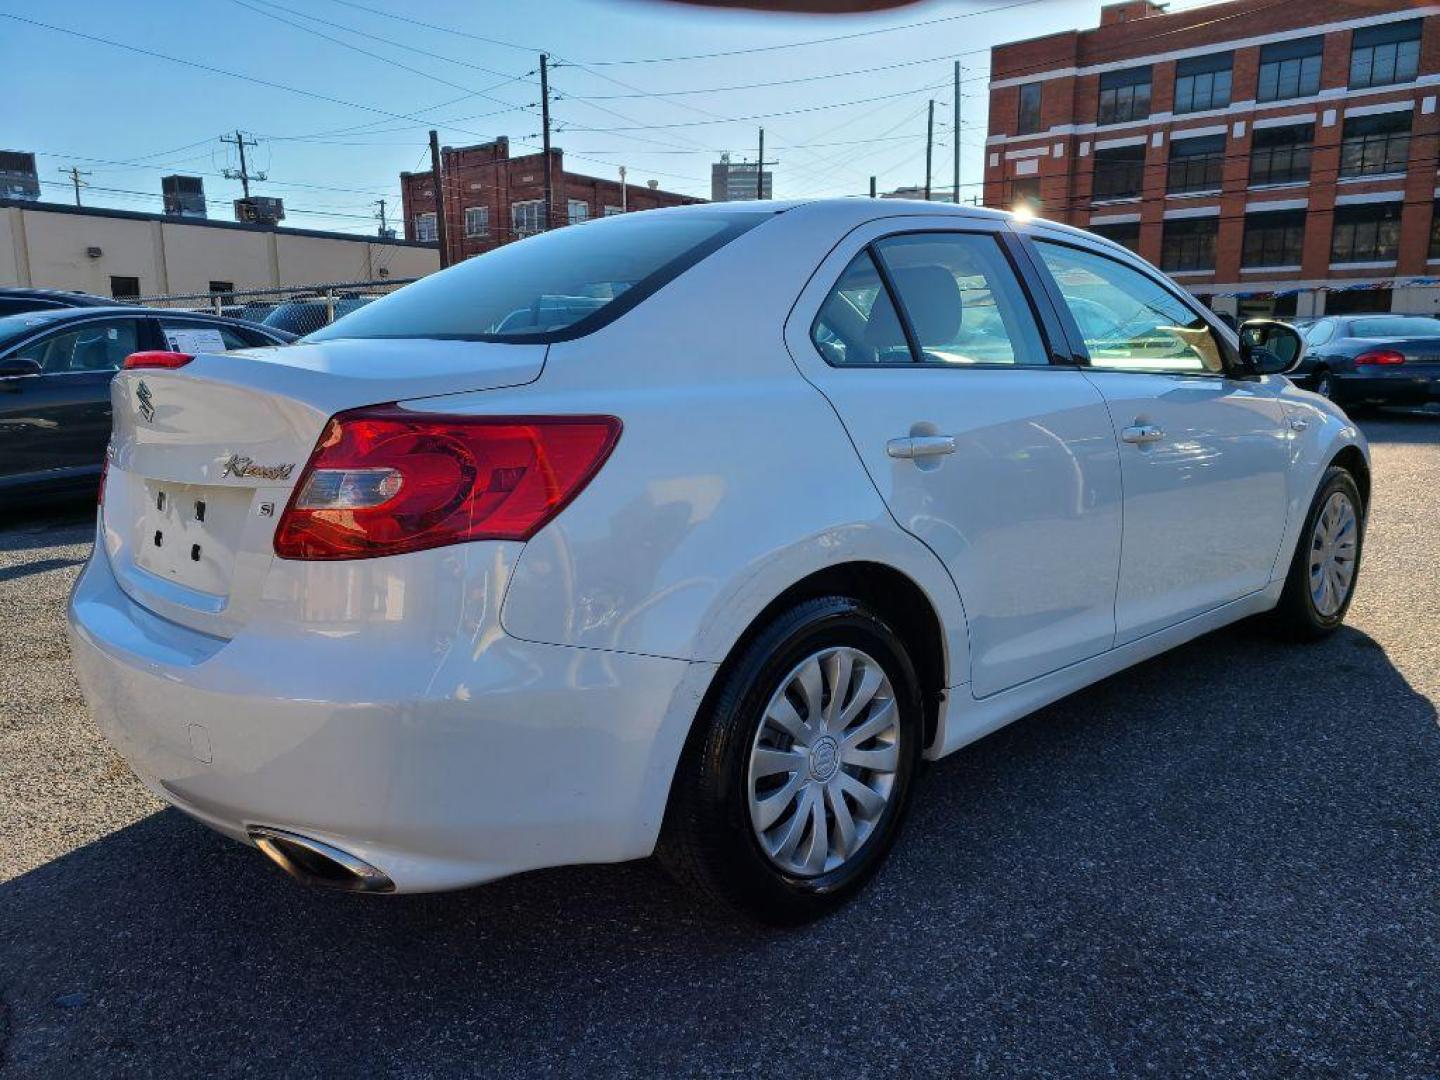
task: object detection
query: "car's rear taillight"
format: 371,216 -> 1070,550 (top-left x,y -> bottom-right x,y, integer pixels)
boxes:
123,351 -> 194,370
273,407 -> 622,560
1354,349 -> 1405,366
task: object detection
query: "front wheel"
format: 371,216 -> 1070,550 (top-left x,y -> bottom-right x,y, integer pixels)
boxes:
658,596 -> 924,924
1270,466 -> 1364,640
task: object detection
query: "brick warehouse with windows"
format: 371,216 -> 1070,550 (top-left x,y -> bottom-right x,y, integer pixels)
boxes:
984,0 -> 1440,319
399,137 -> 702,261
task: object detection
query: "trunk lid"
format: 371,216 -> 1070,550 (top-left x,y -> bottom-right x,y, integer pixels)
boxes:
102,338 -> 545,637
1359,336 -> 1440,368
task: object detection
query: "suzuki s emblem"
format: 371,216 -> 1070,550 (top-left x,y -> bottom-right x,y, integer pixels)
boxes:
135,380 -> 155,423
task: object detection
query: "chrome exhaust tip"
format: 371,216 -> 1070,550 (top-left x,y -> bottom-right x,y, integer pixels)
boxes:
248,826 -> 395,893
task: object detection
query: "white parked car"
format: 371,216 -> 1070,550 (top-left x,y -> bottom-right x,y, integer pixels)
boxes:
69,201 -> 1368,922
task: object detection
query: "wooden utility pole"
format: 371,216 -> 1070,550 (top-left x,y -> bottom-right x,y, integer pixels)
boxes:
373,198 -> 389,236
429,129 -> 451,268
924,99 -> 935,201
757,128 -> 765,200
58,166 -> 90,206
220,130 -> 264,198
953,62 -> 962,204
540,53 -> 554,230
869,175 -> 877,198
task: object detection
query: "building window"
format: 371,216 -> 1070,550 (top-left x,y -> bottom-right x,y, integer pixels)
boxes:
1257,37 -> 1323,102
1173,53 -> 1232,114
1331,202 -> 1402,263
1160,217 -> 1217,272
1249,123 -> 1314,186
1339,111 -> 1412,178
208,280 -> 235,295
109,276 -> 140,299
1017,82 -> 1043,135
603,205 -> 624,216
414,212 -> 437,242
1097,66 -> 1152,126
1430,201 -> 1440,261
463,206 -> 489,238
1350,19 -> 1421,90
1089,221 -> 1141,253
568,199 -> 589,225
512,199 -> 544,237
1009,177 -> 1042,212
1092,144 -> 1146,200
1167,134 -> 1225,195
1242,209 -> 1306,267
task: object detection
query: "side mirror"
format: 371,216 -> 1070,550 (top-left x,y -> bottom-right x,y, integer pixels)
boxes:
0,357 -> 43,380
1237,319 -> 1303,376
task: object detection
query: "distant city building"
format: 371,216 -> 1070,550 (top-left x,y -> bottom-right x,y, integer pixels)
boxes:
161,175 -> 206,219
984,0 -> 1440,320
0,197 -> 438,296
400,137 -> 702,257
881,186 -> 947,201
0,150 -> 40,202
711,153 -> 773,202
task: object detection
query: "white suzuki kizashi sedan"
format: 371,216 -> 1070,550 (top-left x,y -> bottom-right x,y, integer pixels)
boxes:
69,200 -> 1368,922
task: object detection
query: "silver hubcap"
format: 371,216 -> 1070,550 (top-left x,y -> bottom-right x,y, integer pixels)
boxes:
746,647 -> 900,877
1309,491 -> 1358,617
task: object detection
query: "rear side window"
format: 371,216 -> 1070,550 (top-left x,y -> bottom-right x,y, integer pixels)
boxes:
309,210 -> 770,344
811,231 -> 1045,366
160,318 -> 271,351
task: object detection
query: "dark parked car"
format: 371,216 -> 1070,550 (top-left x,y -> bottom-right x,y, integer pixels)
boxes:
262,296 -> 375,337
0,287 -> 117,316
1293,315 -> 1440,408
0,307 -> 293,503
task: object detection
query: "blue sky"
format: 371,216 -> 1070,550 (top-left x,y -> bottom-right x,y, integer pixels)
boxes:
1,0 -> 1208,234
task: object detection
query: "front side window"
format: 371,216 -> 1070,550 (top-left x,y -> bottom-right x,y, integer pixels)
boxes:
1331,202 -> 1402,263
413,213 -> 437,243
1242,210 -> 1306,267
1098,67 -> 1152,126
1034,241 -> 1226,374
1167,134 -> 1225,194
1306,319 -> 1335,346
1350,18 -> 1421,89
1339,111 -> 1412,177
1017,82 -> 1043,135
1257,37 -> 1323,102
1250,123 -> 1314,185
463,206 -> 489,238
810,232 -> 1046,367
11,318 -> 141,372
1160,217 -> 1218,272
309,209 -> 769,344
1174,52 -> 1233,113
1092,144 -> 1146,200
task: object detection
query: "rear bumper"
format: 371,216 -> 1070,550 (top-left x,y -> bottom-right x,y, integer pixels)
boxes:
1334,370 -> 1440,405
67,541 -> 712,892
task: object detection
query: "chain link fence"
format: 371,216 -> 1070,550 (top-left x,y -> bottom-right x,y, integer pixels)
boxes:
127,279 -> 418,337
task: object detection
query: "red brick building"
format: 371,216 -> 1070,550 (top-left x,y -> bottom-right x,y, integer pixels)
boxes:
985,0 -> 1440,319
399,137 -> 702,261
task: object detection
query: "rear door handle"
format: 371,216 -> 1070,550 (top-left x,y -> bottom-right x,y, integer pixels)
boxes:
886,435 -> 956,459
1120,424 -> 1164,445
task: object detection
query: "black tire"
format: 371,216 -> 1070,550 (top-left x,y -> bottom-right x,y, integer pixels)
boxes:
658,596 -> 924,925
1269,466 -> 1365,640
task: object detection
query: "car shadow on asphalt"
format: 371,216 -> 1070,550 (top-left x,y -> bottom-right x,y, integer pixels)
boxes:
3,618 -> 1437,1076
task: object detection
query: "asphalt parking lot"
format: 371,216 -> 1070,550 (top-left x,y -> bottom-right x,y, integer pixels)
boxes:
2,411 -> 1438,1078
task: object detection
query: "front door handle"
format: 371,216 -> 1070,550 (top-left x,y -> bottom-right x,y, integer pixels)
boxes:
886,435 -> 956,460
1120,424 -> 1164,445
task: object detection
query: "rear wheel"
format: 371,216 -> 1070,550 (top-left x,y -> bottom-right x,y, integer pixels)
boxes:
1270,466 -> 1364,640
659,596 -> 924,924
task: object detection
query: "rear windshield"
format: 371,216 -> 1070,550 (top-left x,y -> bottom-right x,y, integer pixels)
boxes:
1350,316 -> 1440,338
308,209 -> 771,344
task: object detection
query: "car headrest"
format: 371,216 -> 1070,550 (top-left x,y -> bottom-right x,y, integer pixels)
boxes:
864,266 -> 962,346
